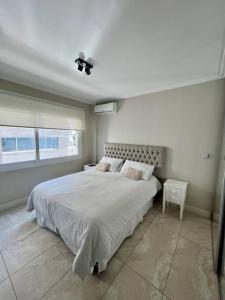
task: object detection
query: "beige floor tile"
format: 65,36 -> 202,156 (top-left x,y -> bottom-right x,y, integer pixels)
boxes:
0,204 -> 34,231
152,206 -> 182,236
144,207 -> 160,222
0,254 -> 8,283
165,237 -> 219,300
0,218 -> 40,251
0,278 -> 17,300
102,265 -> 162,300
181,214 -> 212,250
98,257 -> 123,285
11,241 -> 74,300
127,223 -> 178,292
2,228 -> 60,274
41,270 -> 108,300
115,219 -> 150,263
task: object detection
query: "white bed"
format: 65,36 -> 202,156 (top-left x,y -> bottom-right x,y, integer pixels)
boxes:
27,169 -> 161,279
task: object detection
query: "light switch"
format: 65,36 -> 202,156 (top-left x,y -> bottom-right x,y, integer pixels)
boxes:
201,153 -> 210,159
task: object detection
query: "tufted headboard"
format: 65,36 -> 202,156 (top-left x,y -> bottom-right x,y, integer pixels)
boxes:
104,143 -> 166,180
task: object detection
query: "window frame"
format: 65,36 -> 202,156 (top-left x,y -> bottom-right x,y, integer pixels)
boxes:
0,126 -> 82,173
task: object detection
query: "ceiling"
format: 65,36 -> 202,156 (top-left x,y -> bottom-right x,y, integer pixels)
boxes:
0,0 -> 225,104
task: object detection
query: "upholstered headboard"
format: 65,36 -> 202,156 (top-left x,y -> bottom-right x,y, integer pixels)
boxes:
104,143 -> 166,180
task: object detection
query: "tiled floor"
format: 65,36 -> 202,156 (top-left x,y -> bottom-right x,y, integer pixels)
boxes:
0,203 -> 219,300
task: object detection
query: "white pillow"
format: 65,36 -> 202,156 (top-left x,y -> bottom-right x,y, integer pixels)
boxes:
120,160 -> 155,180
98,156 -> 123,172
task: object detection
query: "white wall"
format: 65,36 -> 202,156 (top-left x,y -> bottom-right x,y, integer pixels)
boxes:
97,79 -> 225,212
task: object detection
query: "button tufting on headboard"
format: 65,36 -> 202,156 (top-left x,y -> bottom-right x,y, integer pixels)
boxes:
104,142 -> 166,179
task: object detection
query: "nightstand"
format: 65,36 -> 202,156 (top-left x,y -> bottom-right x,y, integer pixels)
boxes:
84,163 -> 97,171
163,179 -> 188,220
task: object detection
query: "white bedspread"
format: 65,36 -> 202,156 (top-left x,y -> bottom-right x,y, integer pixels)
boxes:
27,170 -> 161,278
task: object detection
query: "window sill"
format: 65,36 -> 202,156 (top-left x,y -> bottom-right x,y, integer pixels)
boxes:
0,155 -> 82,173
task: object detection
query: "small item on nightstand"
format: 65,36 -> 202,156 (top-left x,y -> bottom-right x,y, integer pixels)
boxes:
84,163 -> 97,171
163,179 -> 188,220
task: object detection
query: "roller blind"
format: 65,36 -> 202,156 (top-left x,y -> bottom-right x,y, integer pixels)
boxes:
0,92 -> 85,130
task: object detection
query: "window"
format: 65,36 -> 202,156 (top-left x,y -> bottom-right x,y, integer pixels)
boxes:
0,126 -> 80,167
39,129 -> 78,160
0,127 -> 36,164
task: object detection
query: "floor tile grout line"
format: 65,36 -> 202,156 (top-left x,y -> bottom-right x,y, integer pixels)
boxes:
123,212 -> 179,296
99,262 -> 126,300
162,219 -> 183,296
7,239 -> 62,278
123,218 -> 153,265
0,225 -> 41,252
38,269 -> 71,300
179,233 -> 213,252
0,250 -> 19,300
121,217 -> 166,295
125,263 -> 164,295
100,213 -> 157,300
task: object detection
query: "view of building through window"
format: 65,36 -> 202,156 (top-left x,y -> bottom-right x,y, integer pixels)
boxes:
0,126 -> 79,165
39,128 -> 78,160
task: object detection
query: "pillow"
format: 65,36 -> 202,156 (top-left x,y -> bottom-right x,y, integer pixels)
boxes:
98,156 -> 123,172
120,160 -> 155,180
124,167 -> 142,181
96,162 -> 110,172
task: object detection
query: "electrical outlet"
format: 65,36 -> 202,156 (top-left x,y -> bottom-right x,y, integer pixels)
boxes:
201,153 -> 210,159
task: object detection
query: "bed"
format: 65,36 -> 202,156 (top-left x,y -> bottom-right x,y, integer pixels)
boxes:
27,143 -> 166,279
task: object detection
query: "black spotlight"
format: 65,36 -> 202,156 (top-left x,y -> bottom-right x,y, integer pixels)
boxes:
75,57 -> 93,75
75,58 -> 84,72
85,62 -> 93,75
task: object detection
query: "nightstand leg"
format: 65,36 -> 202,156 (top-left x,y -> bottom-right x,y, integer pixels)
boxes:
180,203 -> 184,220
163,199 -> 166,214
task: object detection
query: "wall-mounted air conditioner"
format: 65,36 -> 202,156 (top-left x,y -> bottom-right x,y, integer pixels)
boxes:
94,102 -> 118,114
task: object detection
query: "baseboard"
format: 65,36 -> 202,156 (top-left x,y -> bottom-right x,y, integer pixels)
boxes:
0,196 -> 28,212
185,205 -> 211,219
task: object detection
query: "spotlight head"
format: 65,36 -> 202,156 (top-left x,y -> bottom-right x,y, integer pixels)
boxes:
78,61 -> 83,72
85,62 -> 93,75
75,58 -> 84,72
85,66 -> 91,75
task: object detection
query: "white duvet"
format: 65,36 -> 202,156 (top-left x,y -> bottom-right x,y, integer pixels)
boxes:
27,170 -> 161,278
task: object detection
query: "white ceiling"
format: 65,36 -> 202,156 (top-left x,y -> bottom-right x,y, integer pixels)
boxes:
0,0 -> 225,104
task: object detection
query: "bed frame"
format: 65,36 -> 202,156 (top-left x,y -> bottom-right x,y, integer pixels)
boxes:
104,142 -> 166,181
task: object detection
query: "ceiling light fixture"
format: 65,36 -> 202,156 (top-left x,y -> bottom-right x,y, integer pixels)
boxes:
75,57 -> 93,75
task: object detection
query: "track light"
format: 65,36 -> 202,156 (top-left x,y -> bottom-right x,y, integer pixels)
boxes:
85,62 -> 93,75
75,57 -> 93,75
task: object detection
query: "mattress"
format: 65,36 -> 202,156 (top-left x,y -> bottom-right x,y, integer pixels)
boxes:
27,169 -> 161,278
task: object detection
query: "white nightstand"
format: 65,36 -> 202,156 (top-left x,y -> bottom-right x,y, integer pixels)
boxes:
163,179 -> 188,220
84,163 -> 97,171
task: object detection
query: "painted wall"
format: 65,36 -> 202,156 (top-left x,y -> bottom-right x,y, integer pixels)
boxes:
0,79 -> 93,209
97,79 -> 225,212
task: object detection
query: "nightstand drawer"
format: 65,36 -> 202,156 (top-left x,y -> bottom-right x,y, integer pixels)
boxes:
164,188 -> 183,205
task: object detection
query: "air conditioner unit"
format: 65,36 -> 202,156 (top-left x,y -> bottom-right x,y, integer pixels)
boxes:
94,102 -> 118,114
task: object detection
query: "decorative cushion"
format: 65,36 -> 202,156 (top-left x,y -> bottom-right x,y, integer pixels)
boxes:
124,167 -> 142,181
120,160 -> 155,180
96,162 -> 110,172
98,156 -> 123,172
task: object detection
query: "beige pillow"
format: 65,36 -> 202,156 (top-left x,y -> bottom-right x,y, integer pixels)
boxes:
96,162 -> 110,172
124,167 -> 142,181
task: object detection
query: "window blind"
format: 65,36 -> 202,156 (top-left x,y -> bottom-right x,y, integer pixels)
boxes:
0,92 -> 85,130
